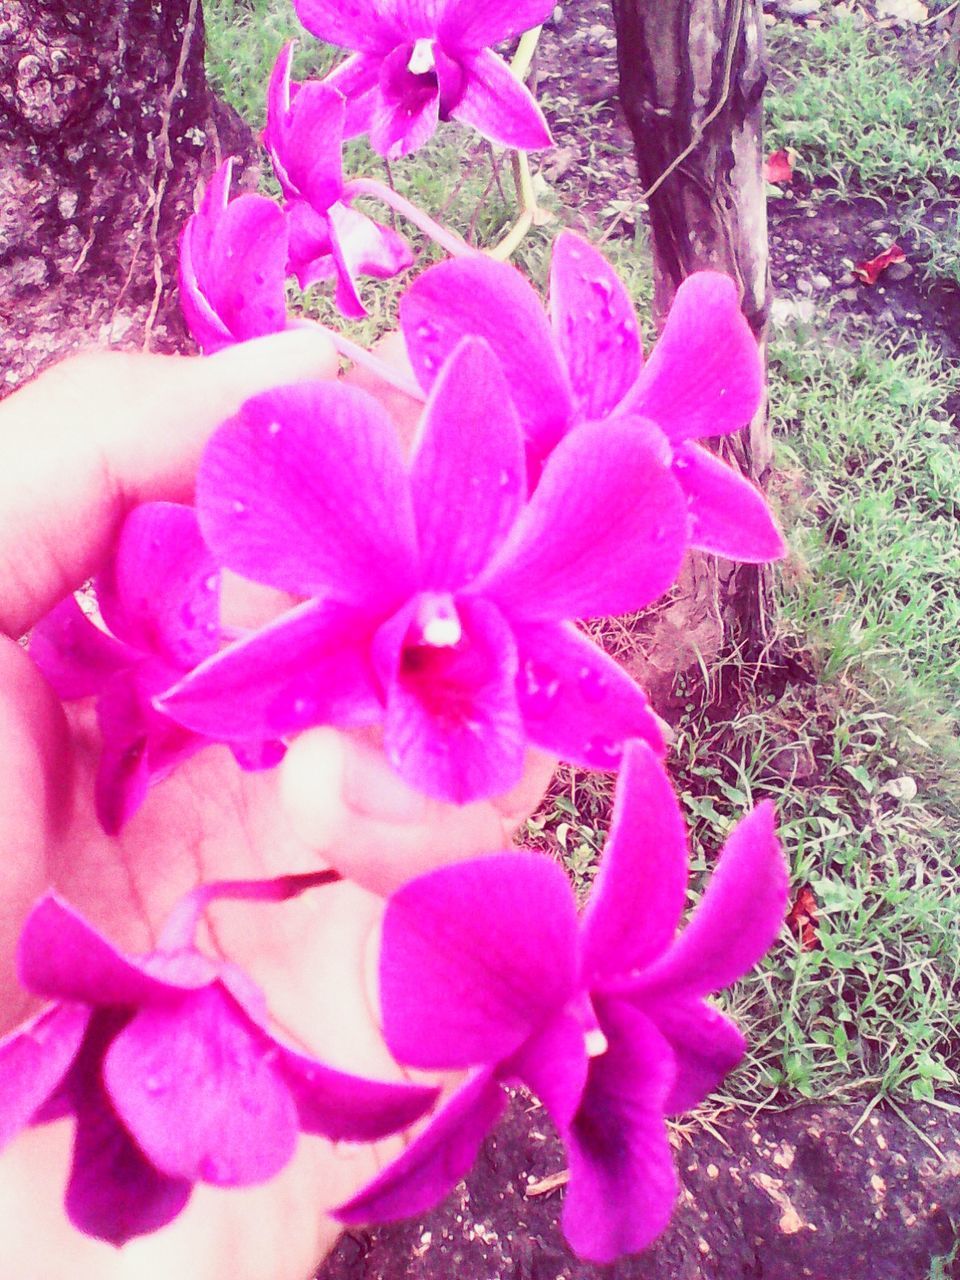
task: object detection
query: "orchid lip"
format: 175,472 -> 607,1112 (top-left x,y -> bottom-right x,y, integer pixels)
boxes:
408,38 -> 436,76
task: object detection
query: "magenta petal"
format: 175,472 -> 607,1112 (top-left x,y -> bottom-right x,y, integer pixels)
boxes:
199,193 -> 290,346
0,1003 -> 89,1150
29,596 -> 132,699
550,231 -> 642,420
506,1012 -> 588,1130
66,1087 -> 193,1245
674,443 -> 786,563
476,417 -> 687,622
276,1045 -> 436,1141
369,46 -> 441,158
266,52 -> 345,208
400,256 -> 572,454
293,0 -> 399,51
375,595 -> 525,804
513,621 -> 664,771
628,272 -> 763,443
638,996 -> 746,1114
409,339 -> 526,590
159,598 -> 381,740
381,853 -> 580,1070
105,985 -> 298,1185
638,802 -> 788,997
562,998 -> 678,1263
439,0 -> 555,47
324,53 -> 381,135
581,741 -> 689,984
335,1069 -> 505,1225
197,382 -> 418,607
448,49 -> 552,151
179,222 -> 236,355
328,201 -> 412,318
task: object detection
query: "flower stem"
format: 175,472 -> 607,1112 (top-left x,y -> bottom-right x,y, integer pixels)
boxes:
342,177 -> 478,261
487,25 -> 545,262
158,869 -> 341,951
292,319 -> 426,401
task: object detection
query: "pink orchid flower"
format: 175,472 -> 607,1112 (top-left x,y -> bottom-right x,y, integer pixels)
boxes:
337,741 -> 788,1263
159,338 -> 688,804
264,44 -> 412,317
401,231 -> 786,563
294,0 -> 554,158
0,881 -> 435,1245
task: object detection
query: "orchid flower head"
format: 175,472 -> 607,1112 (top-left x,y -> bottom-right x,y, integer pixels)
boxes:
179,158 -> 290,353
401,231 -> 785,562
29,502 -> 283,834
336,741 -> 789,1262
294,0 -> 554,158
0,878 -> 435,1246
159,337 -> 688,804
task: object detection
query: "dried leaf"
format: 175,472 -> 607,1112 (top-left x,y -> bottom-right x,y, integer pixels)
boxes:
852,243 -> 906,285
786,883 -> 819,951
764,149 -> 797,184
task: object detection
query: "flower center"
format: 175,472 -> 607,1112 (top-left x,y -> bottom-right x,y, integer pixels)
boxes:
584,1026 -> 609,1058
407,38 -> 436,76
412,593 -> 462,649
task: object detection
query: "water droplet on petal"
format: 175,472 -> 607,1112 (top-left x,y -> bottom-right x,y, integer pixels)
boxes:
232,500 -> 248,518
144,1074 -> 167,1096
584,735 -> 623,768
202,620 -> 219,638
422,354 -> 438,373
498,468 -> 512,489
267,420 -> 282,436
616,319 -> 635,347
203,573 -> 218,593
578,665 -> 608,703
415,320 -> 438,342
672,452 -> 691,473
521,659 -> 560,717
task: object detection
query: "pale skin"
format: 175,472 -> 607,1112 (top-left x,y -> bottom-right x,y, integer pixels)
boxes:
0,332 -> 554,1280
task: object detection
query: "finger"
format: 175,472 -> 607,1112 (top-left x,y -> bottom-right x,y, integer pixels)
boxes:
0,331 -> 337,638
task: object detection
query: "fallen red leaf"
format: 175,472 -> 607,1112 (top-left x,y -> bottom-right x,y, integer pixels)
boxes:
786,883 -> 820,951
765,149 -> 795,184
852,243 -> 906,285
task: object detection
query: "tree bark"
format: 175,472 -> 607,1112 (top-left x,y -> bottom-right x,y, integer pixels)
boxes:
0,0 -> 255,394
611,0 -> 775,664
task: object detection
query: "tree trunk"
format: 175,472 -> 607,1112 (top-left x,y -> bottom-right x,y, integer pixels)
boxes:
0,0 -> 255,394
611,0 -> 774,675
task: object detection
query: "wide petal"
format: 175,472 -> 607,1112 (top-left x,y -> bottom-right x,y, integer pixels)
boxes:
562,997 -> 678,1263
201,193 -> 290,345
105,984 -> 299,1185
292,0 -> 400,51
375,595 -> 525,804
674,443 -> 786,563
196,382 -> 418,607
323,53 -> 381,136
29,595 -> 132,699
550,231 -> 642,421
505,1011 -> 588,1130
265,46 -> 345,208
400,255 -> 573,454
328,201 -> 412,318
448,49 -> 552,151
159,597 -> 381,740
0,1003 -> 89,1150
178,161 -> 236,353
634,802 -> 787,998
380,852 -> 580,1070
368,45 -> 440,158
626,272 -> 763,444
335,1069 -> 505,1224
409,338 -> 526,591
475,417 -> 687,622
581,740 -> 689,985
635,995 -> 746,1114
513,621 -> 664,772
439,0 -> 555,47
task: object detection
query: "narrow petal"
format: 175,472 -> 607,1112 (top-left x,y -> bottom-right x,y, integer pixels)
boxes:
328,201 -> 412,318
636,802 -> 788,997
0,1003 -> 89,1150
265,48 -> 345,208
562,998 -> 678,1264
202,194 -> 290,344
368,46 -> 440,158
179,224 -> 237,354
400,256 -> 573,454
581,741 -> 689,985
635,996 -> 745,1114
380,852 -> 580,1070
96,503 -> 221,669
29,596 -> 132,699
448,49 -> 552,151
285,198 -> 336,290
439,0 -> 555,47
323,53 -> 380,136
292,0 -> 399,51
375,595 -> 525,804
408,338 -> 526,591
513,621 -> 664,772
277,1045 -> 437,1141
673,443 -> 786,563
626,272 -> 763,443
105,985 -> 298,1185
159,598 -> 381,740
196,382 -> 418,607
335,1070 -> 505,1225
475,417 -> 687,622
550,231 -> 642,421
505,1011 -> 588,1130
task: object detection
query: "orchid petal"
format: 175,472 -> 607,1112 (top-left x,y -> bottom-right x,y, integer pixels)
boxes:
335,1069 -> 505,1224
448,49 -> 552,151
292,0 -> 400,51
285,199 -> 336,290
562,997 -> 678,1264
265,47 -> 345,208
476,417 -> 687,622
328,201 -> 412,318
409,338 -> 526,591
29,596 -> 132,699
674,443 -> 786,563
627,272 -> 763,443
380,853 -> 579,1070
375,595 -> 524,804
197,382 -> 418,607
160,597 -> 381,740
198,193 -> 289,347
581,740 -> 689,984
323,54 -> 380,136
513,621 -> 665,771
0,1003 -> 89,1150
550,231 -> 642,420
96,503 -> 221,669
439,0 -> 555,47
400,256 -> 572,454
506,1011 -> 588,1130
637,802 -> 787,997
369,45 -> 441,158
637,996 -> 746,1114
